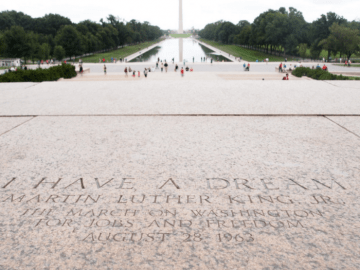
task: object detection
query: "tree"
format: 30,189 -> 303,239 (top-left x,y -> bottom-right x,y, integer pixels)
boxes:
320,23 -> 360,60
310,43 -> 322,59
55,25 -> 83,58
0,33 -> 6,56
298,43 -> 308,59
53,45 -> 65,61
238,25 -> 252,45
3,26 -> 34,61
310,12 -> 347,59
38,43 -> 51,59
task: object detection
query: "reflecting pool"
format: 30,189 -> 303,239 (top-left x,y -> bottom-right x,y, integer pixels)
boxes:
130,38 -> 229,63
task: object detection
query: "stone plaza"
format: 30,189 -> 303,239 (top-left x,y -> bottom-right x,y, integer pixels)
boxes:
0,75 -> 360,269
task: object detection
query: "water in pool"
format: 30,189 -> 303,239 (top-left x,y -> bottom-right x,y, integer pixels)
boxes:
130,38 -> 229,63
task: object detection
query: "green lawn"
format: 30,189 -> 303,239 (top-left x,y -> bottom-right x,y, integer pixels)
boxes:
0,67 -> 11,70
75,40 -> 161,63
170,34 -> 192,38
199,39 -> 286,62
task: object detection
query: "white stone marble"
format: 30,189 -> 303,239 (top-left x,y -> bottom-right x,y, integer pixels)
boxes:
0,82 -> 38,90
0,117 -> 33,135
0,116 -> 359,269
328,116 -> 360,137
1,80 -> 360,116
323,81 -> 360,89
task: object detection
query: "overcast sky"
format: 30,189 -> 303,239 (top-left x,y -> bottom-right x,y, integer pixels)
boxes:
2,0 -> 359,30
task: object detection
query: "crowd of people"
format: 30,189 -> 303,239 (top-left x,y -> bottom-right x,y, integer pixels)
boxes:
111,58 -> 196,79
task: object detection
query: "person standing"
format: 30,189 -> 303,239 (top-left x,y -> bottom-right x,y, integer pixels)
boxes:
124,67 -> 128,77
164,61 -> 168,72
161,62 -> 164,72
144,68 -> 148,78
181,67 -> 184,77
103,65 -> 107,75
279,63 -> 283,73
193,57 -> 194,63
211,59 -> 213,65
175,64 -> 178,72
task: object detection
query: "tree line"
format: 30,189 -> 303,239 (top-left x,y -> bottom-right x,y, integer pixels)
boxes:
0,11 -> 163,62
198,8 -> 360,60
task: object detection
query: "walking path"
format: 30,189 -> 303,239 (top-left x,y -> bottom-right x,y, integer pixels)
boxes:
124,40 -> 165,62
67,72 -> 303,81
195,39 -> 238,62
1,68 -> 360,269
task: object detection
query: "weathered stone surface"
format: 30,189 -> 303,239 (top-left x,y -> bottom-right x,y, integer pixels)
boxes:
1,116 -> 359,269
0,117 -> 33,135
1,80 -> 360,115
328,116 -> 360,137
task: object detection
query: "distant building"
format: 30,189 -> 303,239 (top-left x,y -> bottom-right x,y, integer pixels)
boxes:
0,58 -> 22,67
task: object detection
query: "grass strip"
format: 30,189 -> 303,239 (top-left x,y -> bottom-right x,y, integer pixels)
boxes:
75,40 -> 162,63
199,39 -> 286,62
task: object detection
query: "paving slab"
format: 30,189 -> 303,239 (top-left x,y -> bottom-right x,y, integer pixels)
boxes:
0,83 -> 39,90
323,81 -> 360,89
1,80 -> 360,116
68,72 -> 303,81
0,117 -> 33,135
0,116 -> 359,269
327,116 -> 360,137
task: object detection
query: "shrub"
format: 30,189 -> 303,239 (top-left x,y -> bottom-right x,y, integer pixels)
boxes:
292,67 -> 360,80
0,63 -> 77,82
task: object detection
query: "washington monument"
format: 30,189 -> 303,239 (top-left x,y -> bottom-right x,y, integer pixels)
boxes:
179,0 -> 183,34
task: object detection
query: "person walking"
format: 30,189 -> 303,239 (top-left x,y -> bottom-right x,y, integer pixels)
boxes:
211,59 -> 213,65
103,64 -> 107,75
181,67 -> 184,77
164,61 -> 168,72
79,65 -> 83,76
175,64 -> 178,72
124,67 -> 128,77
193,57 -> 195,63
279,63 -> 283,73
161,62 -> 164,72
144,68 -> 148,78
